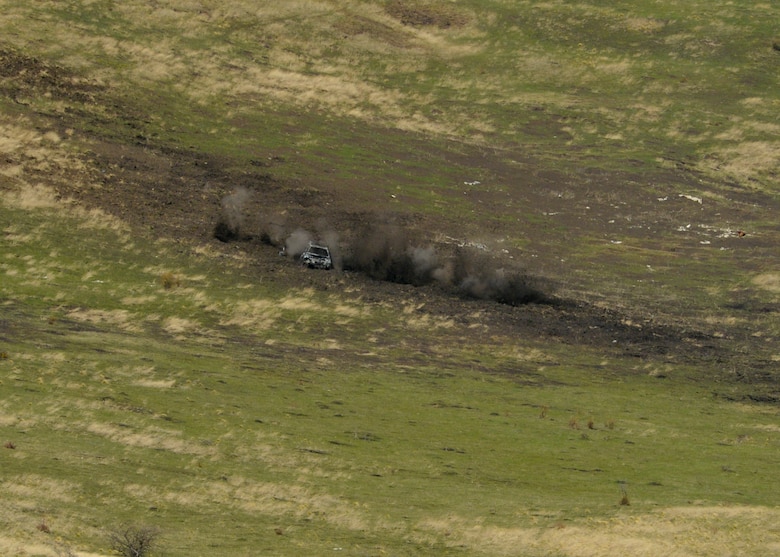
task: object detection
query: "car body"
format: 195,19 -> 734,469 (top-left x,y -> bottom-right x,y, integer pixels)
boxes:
300,242 -> 333,270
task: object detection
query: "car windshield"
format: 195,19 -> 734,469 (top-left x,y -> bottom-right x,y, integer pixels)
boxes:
308,246 -> 329,257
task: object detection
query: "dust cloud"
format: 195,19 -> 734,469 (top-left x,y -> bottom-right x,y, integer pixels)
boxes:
215,205 -> 550,306
341,223 -> 551,305
213,187 -> 250,242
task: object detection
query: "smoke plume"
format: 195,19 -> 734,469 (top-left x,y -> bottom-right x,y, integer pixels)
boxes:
212,198 -> 550,305
257,212 -> 287,247
344,224 -> 427,284
214,187 -> 250,242
343,223 -> 551,305
319,228 -> 343,271
285,228 -> 313,257
451,248 -> 549,305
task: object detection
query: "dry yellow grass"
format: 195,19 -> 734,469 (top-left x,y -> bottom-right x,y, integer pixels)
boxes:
0,117 -> 127,233
505,346 -> 557,364
162,316 -> 199,335
3,0 -> 776,192
711,141 -> 780,183
0,0 -> 487,139
404,313 -> 456,330
752,273 -> 780,294
401,301 -> 455,330
621,16 -> 667,34
1,182 -> 63,210
120,295 -> 159,305
66,308 -> 143,333
0,473 -> 104,556
417,506 -> 780,556
220,298 -> 281,331
0,537 -> 112,557
85,422 -> 215,456
121,474 -> 379,533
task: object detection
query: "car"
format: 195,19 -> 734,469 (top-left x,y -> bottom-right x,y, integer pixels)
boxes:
300,242 -> 333,270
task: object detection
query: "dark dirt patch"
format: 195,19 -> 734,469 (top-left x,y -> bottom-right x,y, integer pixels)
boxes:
0,48 -> 103,105
385,0 -> 470,29
335,15 -> 410,48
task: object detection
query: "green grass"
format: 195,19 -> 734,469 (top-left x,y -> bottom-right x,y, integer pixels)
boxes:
4,0 -> 779,194
2,198 -> 780,556
2,1 -> 780,555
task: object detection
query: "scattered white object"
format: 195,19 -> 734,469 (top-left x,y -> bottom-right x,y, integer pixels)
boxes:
679,194 -> 702,204
464,180 -> 481,186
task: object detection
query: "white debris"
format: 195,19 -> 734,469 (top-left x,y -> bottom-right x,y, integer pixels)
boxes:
441,235 -> 489,251
679,194 -> 702,204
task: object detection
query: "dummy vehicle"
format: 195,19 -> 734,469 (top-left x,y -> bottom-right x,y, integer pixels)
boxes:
300,243 -> 333,270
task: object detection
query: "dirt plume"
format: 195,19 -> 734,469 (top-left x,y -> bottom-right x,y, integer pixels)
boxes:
257,212 -> 287,247
342,223 -> 552,305
343,224 -> 422,284
284,228 -> 313,257
450,248 -> 551,305
214,187 -> 251,242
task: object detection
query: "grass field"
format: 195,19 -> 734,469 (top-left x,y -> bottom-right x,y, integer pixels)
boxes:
1,1 -> 779,556
3,0 -> 779,187
3,195 -> 779,556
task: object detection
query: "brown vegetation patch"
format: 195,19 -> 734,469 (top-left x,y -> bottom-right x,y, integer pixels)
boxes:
0,48 -> 103,104
335,14 -> 409,48
385,0 -> 470,29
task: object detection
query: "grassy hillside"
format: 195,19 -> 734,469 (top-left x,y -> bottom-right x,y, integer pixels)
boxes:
3,187 -> 779,556
4,0 -> 779,187
1,1 -> 779,556
2,0 -> 778,322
